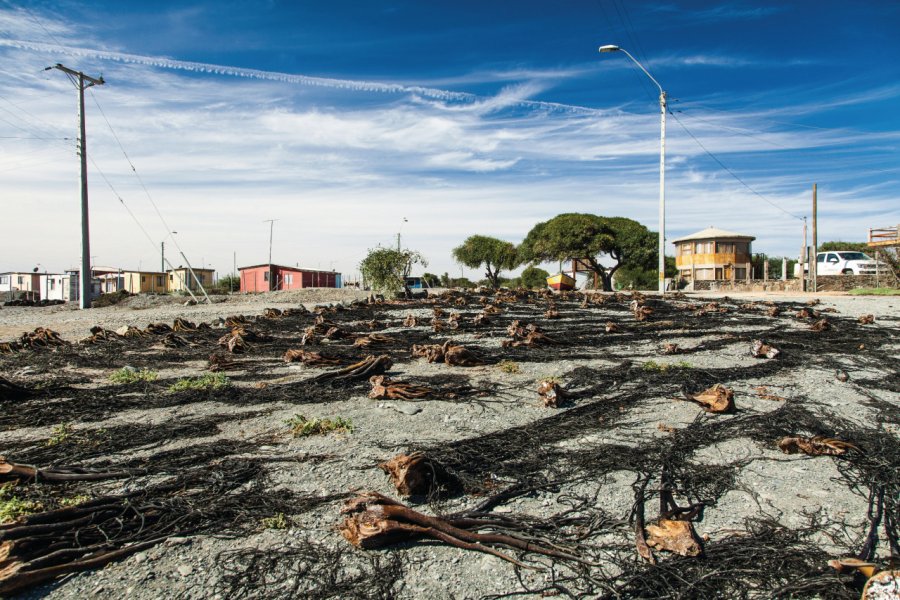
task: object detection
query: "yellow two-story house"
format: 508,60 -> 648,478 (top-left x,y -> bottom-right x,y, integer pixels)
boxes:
673,227 -> 755,283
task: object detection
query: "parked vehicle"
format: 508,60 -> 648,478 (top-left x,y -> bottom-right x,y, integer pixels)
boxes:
794,251 -> 890,276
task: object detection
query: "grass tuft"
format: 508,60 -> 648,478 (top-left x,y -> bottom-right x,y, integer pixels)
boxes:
109,367 -> 158,384
168,372 -> 229,393
286,414 -> 353,437
46,423 -> 74,446
261,512 -> 290,529
497,360 -> 520,374
642,360 -> 692,372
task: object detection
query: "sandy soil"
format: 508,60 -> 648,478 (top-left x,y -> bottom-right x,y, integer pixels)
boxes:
1,289 -> 898,599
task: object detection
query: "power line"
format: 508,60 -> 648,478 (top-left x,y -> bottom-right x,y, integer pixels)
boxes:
87,89 -> 186,257
667,109 -> 805,221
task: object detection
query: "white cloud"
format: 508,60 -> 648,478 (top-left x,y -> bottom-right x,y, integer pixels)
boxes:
0,6 -> 897,281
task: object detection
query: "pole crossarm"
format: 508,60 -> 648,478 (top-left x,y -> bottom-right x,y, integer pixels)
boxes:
48,64 -> 105,88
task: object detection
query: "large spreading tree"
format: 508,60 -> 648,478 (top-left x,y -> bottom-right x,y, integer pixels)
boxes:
519,213 -> 656,291
451,235 -> 520,289
359,247 -> 427,297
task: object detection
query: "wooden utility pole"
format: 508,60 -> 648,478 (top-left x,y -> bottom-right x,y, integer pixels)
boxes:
801,217 -> 808,291
811,184 -> 818,293
49,64 -> 104,309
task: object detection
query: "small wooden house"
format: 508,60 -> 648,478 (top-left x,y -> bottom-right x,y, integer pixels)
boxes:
168,267 -> 215,293
672,227 -> 755,283
239,264 -> 340,292
121,271 -> 168,294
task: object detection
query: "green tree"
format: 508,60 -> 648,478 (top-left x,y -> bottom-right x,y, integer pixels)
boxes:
448,277 -> 476,289
421,272 -> 440,287
359,247 -> 427,297
819,241 -> 870,254
451,235 -> 520,289
211,274 -> 240,294
519,266 -> 550,289
614,256 -> 676,290
519,213 -> 656,291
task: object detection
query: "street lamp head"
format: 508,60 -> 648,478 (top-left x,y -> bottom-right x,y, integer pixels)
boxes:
598,45 -> 621,53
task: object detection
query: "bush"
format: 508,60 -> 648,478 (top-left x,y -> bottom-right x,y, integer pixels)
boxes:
520,266 -> 550,289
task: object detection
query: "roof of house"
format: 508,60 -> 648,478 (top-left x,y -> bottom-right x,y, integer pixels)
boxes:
120,270 -> 167,275
671,226 -> 755,244
168,267 -> 214,272
238,263 -> 338,274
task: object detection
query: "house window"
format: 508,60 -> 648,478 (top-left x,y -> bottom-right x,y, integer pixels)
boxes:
285,273 -> 293,285
263,271 -> 270,282
141,275 -> 146,282
735,268 -> 747,279
17,276 -> 24,285
50,279 -> 56,290
680,243 -> 692,255
0,276 -> 7,285
157,276 -> 164,287
718,242 -> 735,254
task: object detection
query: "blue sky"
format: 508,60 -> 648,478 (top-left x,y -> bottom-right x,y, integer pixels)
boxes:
1,0 -> 897,280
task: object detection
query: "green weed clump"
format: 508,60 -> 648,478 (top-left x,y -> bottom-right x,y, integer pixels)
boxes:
109,367 -> 158,384
46,423 -> 74,446
286,414 -> 353,437
261,512 -> 290,529
642,360 -> 692,372
59,495 -> 91,508
168,372 -> 229,393
497,360 -> 520,374
0,483 -> 42,524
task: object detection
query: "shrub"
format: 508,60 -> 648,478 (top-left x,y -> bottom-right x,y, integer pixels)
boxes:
520,266 -> 550,289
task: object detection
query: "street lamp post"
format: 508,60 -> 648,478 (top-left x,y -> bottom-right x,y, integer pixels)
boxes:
397,217 -> 408,251
599,44 -> 667,294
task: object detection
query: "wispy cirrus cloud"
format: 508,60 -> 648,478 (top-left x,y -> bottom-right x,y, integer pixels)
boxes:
648,2 -> 785,23
0,5 -> 896,279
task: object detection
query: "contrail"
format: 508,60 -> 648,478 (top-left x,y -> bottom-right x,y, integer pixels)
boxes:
2,38 -> 598,114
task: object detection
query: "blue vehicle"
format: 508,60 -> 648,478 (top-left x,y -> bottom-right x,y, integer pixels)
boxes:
405,276 -> 431,289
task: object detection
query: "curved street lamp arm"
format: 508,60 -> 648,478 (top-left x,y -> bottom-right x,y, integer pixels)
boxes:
617,48 -> 664,95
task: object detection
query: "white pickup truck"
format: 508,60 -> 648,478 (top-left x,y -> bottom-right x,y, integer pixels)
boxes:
795,251 -> 890,276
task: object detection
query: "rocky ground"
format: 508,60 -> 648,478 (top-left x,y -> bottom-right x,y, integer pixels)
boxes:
0,289 -> 898,599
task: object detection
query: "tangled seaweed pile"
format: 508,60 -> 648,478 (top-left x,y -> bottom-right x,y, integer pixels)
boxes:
0,289 -> 897,598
